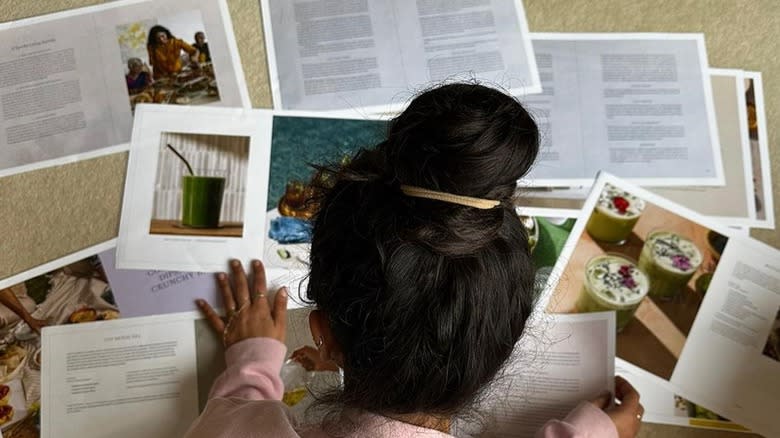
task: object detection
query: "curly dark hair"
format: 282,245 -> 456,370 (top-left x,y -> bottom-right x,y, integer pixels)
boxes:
147,25 -> 173,48
305,82 -> 540,418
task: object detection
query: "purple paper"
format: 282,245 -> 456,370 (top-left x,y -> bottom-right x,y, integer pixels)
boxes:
99,248 -> 220,318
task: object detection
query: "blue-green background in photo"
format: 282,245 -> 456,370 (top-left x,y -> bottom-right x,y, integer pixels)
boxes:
267,116 -> 388,211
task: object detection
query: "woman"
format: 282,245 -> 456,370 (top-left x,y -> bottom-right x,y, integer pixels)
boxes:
186,83 -> 643,438
146,25 -> 199,79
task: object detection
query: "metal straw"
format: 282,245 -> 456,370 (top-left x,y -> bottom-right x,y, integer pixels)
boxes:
166,143 -> 195,176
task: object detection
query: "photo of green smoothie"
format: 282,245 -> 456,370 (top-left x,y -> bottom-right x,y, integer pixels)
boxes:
182,175 -> 226,228
576,253 -> 650,332
586,184 -> 645,244
638,231 -> 703,300
149,132 -> 250,238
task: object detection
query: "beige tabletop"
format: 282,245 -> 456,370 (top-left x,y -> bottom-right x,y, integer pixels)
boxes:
0,1 -> 777,437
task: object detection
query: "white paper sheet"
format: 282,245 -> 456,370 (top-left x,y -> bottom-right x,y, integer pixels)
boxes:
523,33 -> 723,187
261,0 -> 541,112
537,172 -> 780,437
520,69 -> 761,226
0,0 -> 250,178
462,312 -> 615,437
116,105 -> 273,272
615,359 -> 750,433
41,313 -> 199,438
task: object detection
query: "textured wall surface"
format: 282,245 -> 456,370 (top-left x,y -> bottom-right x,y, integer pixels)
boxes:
0,1 -> 776,436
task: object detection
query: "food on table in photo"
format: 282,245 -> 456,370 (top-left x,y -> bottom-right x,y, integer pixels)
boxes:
69,307 -> 98,323
99,310 -> 120,320
586,184 -> 645,244
0,404 -> 13,426
282,387 -> 308,407
576,253 -> 650,332
638,231 -> 702,300
0,345 -> 27,382
519,215 -> 539,253
0,384 -> 9,405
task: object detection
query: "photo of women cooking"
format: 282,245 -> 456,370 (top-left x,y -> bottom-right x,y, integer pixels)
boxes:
115,11 -> 220,112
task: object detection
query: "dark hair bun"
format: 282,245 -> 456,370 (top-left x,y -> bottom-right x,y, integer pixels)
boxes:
306,83 -> 540,418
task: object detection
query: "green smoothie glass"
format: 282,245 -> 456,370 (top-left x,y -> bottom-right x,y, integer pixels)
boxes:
181,175 -> 226,228
638,231 -> 702,300
576,253 -> 650,332
586,184 -> 645,244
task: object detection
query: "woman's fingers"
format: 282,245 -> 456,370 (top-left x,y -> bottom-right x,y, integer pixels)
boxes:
196,299 -> 225,334
614,376 -> 640,407
272,287 -> 288,332
230,260 -> 250,307
251,260 -> 268,300
589,390 -> 612,410
216,272 -> 235,315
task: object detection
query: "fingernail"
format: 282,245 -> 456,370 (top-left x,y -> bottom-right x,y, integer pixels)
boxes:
231,260 -> 240,267
253,260 -> 261,268
196,299 -> 204,305
217,272 -> 226,280
279,287 -> 288,298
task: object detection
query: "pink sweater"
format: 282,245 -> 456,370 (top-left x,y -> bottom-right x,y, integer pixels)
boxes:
184,338 -> 618,438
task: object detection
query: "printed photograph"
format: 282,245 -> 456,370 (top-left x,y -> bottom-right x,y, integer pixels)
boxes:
745,77 -> 767,222
547,183 -> 727,380
116,9 -> 219,112
762,308 -> 780,363
673,395 -> 748,431
263,116 -> 386,269
0,256 -> 119,437
149,132 -> 250,238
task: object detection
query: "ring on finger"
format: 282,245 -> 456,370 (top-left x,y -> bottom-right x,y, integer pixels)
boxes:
255,292 -> 266,301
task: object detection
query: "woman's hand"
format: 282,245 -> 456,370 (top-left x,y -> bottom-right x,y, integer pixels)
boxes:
196,259 -> 287,348
590,376 -> 643,438
291,346 -> 340,372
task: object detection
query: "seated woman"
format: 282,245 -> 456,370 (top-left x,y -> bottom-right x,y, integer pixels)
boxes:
146,25 -> 199,79
125,57 -> 152,94
193,31 -> 211,63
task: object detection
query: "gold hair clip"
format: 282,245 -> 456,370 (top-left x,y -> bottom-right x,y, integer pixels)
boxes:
400,185 -> 500,209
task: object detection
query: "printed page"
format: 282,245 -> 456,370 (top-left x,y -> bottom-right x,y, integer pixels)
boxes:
467,312 -> 615,437
616,359 -> 749,432
522,70 -> 757,225
262,0 -> 540,111
41,315 -> 199,438
539,172 -> 779,437
672,239 -> 780,438
115,106 -> 273,272
651,71 -> 754,225
99,247 -> 311,316
0,13 -> 119,174
262,0 -> 405,111
525,34 -> 722,187
0,0 -> 249,177
393,0 -> 539,92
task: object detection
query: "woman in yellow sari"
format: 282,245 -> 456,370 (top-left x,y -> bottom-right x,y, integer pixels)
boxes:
147,25 -> 200,79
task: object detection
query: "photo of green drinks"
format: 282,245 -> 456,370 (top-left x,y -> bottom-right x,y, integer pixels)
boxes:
548,183 -> 727,380
149,132 -> 249,238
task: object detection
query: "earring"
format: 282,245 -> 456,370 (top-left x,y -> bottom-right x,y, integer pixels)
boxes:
315,336 -> 324,348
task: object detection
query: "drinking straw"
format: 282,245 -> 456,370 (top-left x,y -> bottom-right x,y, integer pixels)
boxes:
166,143 -> 195,176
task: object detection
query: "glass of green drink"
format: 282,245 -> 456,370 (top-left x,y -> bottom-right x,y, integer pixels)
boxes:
586,184 -> 645,245
638,231 -> 702,300
576,253 -> 650,332
181,175 -> 226,228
